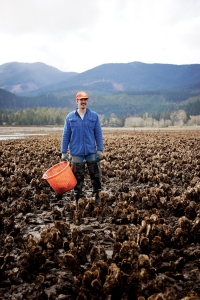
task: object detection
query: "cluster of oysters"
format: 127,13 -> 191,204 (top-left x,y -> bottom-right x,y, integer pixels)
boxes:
0,130 -> 200,300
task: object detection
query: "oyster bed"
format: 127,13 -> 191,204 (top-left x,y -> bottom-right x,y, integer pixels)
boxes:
0,130 -> 200,300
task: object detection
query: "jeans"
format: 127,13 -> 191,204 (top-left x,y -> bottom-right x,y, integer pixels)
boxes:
71,154 -> 96,163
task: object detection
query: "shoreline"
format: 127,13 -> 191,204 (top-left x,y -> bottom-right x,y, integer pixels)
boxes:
0,125 -> 200,140
0,125 -> 200,133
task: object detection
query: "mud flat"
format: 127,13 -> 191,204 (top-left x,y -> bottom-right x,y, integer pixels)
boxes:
0,129 -> 200,299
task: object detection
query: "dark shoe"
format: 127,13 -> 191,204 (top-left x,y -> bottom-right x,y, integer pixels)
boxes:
94,192 -> 101,205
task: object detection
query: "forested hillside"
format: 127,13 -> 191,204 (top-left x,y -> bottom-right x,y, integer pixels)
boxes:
1,61 -> 200,127
0,88 -> 74,110
1,87 -> 200,116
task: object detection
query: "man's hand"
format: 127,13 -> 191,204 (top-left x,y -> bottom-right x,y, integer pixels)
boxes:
96,151 -> 103,161
61,153 -> 69,161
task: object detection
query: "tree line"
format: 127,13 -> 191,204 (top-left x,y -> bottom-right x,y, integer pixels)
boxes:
0,107 -> 68,126
1,107 -> 200,127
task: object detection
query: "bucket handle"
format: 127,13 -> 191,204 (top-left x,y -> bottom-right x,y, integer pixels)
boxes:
42,173 -> 48,180
42,161 -> 70,180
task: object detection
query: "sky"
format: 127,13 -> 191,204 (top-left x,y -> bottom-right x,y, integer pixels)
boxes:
0,0 -> 200,73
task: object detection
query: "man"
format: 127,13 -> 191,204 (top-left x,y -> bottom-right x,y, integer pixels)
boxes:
61,91 -> 104,206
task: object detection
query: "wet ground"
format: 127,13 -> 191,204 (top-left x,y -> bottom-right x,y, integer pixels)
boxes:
0,128 -> 200,299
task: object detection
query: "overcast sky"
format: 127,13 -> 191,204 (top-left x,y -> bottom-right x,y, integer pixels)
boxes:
0,0 -> 200,73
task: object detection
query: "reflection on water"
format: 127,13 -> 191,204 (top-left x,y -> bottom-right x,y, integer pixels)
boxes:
0,134 -> 47,141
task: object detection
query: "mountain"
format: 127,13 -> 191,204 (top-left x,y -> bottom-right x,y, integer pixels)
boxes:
0,62 -> 77,94
1,61 -> 200,117
0,88 -> 18,108
56,61 -> 200,91
1,61 -> 200,96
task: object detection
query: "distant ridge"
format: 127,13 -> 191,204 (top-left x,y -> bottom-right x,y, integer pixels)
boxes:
1,61 -> 200,117
0,62 -> 77,94
0,61 -> 200,96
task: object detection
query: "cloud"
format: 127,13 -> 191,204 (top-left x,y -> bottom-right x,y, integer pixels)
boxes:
0,0 -> 200,72
0,0 -> 99,35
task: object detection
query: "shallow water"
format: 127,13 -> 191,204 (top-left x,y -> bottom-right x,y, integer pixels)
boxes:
0,133 -> 47,141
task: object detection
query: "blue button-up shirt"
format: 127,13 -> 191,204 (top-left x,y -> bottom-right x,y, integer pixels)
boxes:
61,108 -> 103,155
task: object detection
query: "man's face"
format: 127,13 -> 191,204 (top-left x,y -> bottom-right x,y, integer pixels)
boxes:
76,98 -> 88,109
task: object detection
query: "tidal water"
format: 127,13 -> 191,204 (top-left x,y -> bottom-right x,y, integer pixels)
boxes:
0,134 -> 47,141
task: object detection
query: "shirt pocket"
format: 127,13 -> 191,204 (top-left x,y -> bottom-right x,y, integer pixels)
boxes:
88,118 -> 96,129
69,119 -> 78,129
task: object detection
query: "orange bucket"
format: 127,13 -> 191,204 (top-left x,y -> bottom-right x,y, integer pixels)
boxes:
42,161 -> 77,194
